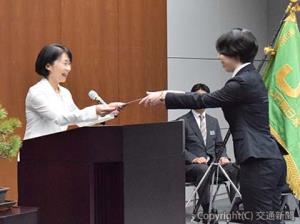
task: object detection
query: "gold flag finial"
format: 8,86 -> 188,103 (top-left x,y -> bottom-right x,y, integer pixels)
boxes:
285,0 -> 300,22
286,1 -> 292,13
264,47 -> 276,56
286,0 -> 300,13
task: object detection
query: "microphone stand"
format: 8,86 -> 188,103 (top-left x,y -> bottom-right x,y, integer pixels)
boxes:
186,130 -> 241,223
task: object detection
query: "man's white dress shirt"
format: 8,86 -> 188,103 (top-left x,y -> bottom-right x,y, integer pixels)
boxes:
192,110 -> 210,162
24,78 -> 113,139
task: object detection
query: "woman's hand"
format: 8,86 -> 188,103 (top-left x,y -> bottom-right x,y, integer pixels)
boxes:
108,102 -> 126,111
96,102 -> 126,116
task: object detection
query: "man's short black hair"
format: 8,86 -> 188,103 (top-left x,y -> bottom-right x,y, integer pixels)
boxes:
216,28 -> 258,63
35,43 -> 72,78
191,83 -> 210,93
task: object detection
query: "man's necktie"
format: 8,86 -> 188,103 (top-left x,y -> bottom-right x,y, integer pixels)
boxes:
200,115 -> 207,145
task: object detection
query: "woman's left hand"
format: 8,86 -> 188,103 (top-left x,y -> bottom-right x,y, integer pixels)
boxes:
108,102 -> 126,111
96,102 -> 125,116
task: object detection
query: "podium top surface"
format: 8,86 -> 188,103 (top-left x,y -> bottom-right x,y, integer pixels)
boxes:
20,121 -> 184,163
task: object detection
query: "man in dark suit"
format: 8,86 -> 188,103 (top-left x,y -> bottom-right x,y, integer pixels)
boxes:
140,28 -> 286,224
180,83 -> 239,223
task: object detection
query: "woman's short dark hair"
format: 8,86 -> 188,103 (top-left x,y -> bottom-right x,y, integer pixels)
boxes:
191,83 -> 210,93
35,43 -> 72,78
216,28 -> 258,63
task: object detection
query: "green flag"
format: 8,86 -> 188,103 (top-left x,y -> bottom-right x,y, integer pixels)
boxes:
263,7 -> 300,199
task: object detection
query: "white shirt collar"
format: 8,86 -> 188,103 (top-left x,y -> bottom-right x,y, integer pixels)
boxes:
192,110 -> 205,120
232,62 -> 251,77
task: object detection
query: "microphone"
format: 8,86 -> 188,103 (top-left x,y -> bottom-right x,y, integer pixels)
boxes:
88,90 -> 108,105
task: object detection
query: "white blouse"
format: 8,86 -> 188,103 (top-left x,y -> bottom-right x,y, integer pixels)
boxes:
24,78 -> 113,139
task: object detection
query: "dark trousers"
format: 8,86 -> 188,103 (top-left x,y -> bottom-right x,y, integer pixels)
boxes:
240,158 -> 286,224
186,162 -> 239,208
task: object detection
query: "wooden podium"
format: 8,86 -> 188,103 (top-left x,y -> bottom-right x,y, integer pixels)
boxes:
18,122 -> 185,224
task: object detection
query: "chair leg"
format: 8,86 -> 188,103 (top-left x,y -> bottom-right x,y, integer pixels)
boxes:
292,197 -> 300,218
224,182 -> 231,202
211,184 -> 221,205
192,198 -> 201,215
193,190 -> 196,210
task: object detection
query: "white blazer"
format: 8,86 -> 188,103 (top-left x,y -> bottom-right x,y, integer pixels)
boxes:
24,78 -> 113,139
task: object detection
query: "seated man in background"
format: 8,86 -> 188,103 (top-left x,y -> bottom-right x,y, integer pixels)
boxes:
178,83 -> 239,223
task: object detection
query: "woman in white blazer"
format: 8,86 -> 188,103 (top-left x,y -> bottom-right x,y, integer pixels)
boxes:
24,44 -> 122,140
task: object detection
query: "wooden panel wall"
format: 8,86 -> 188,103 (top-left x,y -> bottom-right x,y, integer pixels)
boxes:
0,0 -> 167,200
118,0 -> 167,123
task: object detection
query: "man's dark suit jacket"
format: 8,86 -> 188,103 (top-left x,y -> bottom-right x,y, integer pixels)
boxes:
177,111 -> 227,164
166,64 -> 283,164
